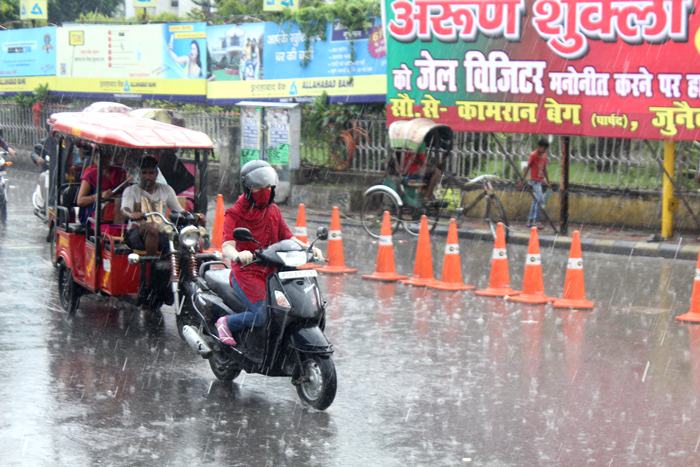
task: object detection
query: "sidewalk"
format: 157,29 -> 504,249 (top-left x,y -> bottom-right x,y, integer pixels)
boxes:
282,206 -> 700,261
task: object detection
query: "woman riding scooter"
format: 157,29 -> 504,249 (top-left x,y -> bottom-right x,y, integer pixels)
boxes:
216,160 -> 322,346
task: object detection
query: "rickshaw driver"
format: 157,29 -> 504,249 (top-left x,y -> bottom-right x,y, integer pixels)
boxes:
120,155 -> 185,256
216,160 -> 323,346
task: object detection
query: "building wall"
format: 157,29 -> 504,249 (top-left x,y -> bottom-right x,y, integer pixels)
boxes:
124,0 -> 201,18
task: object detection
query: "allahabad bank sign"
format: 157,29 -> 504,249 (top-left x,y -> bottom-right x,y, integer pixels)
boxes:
386,0 -> 700,141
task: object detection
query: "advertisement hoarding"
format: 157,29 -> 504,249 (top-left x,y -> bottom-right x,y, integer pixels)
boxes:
207,19 -> 387,103
385,0 -> 700,141
55,23 -> 207,100
0,26 -> 55,93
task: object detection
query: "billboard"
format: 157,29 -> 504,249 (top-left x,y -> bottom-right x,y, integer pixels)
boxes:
0,26 -> 55,93
385,0 -> 700,141
207,19 -> 387,103
264,0 -> 300,12
55,23 -> 207,100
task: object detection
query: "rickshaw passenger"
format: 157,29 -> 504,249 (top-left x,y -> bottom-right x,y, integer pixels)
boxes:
76,152 -> 128,225
121,155 -> 184,256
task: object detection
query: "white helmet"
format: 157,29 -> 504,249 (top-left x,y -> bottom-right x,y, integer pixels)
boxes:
240,160 -> 278,205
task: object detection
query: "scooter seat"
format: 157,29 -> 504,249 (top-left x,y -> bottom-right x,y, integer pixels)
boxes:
204,268 -> 247,312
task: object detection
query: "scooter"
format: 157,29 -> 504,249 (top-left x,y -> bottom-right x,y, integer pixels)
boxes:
180,226 -> 337,410
0,150 -> 12,221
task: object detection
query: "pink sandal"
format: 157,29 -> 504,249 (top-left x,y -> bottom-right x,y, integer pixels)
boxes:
216,316 -> 237,346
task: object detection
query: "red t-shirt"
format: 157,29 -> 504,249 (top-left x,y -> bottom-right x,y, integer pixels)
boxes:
223,195 -> 294,303
528,150 -> 548,183
81,165 -> 127,191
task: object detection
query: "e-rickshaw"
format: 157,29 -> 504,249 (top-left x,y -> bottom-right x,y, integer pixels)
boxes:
50,112 -> 216,314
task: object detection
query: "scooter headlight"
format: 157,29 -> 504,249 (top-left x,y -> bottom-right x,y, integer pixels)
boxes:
179,225 -> 200,248
276,251 -> 307,267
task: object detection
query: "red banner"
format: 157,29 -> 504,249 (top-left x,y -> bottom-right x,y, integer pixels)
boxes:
385,0 -> 700,141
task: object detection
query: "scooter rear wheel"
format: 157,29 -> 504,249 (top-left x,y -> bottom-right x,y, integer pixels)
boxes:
209,351 -> 242,382
295,356 -> 337,411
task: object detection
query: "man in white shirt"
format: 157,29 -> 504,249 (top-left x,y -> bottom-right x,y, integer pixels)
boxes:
121,155 -> 184,255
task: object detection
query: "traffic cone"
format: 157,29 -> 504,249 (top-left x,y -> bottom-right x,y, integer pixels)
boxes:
210,194 -> 225,251
293,203 -> 309,244
400,215 -> 438,287
362,211 -> 408,282
552,231 -> 595,310
508,227 -> 552,304
317,206 -> 357,274
676,251 -> 700,323
428,218 -> 475,291
475,222 -> 519,297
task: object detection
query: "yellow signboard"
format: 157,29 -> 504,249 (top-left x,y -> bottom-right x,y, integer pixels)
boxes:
68,31 -> 84,46
263,0 -> 300,12
0,76 -> 54,94
133,0 -> 157,7
20,0 -> 47,20
54,77 -> 206,97
207,75 -> 386,101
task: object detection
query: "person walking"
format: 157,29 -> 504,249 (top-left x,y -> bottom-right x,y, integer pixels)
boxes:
522,139 -> 551,229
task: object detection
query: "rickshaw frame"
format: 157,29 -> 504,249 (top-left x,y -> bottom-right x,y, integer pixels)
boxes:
49,112 -> 215,312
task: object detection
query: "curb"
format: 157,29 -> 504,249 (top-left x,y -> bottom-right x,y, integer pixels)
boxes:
290,209 -> 699,261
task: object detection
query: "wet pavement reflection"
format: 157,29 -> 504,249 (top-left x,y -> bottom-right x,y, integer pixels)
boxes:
2,169 -> 700,466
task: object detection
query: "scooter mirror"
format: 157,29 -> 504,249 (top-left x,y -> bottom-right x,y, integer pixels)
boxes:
316,226 -> 329,241
233,227 -> 255,242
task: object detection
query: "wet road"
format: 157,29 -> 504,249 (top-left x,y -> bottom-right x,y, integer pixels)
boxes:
2,168 -> 700,466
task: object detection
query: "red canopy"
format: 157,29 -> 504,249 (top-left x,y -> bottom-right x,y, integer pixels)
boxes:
49,112 -> 214,149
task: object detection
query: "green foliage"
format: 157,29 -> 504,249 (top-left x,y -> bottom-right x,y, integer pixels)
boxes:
302,92 -> 380,141
48,0 -> 122,25
12,84 -> 51,108
0,0 -> 18,24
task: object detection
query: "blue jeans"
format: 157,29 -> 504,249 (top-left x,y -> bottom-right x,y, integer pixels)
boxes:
227,276 -> 266,333
527,181 -> 551,223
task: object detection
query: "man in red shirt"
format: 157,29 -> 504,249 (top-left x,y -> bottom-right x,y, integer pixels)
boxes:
522,139 -> 551,229
216,160 -> 321,346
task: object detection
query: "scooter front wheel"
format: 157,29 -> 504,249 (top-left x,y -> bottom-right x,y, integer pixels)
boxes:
295,356 -> 337,411
208,351 -> 241,382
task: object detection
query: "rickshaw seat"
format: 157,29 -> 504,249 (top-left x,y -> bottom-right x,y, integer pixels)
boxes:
204,268 -> 247,312
66,223 -> 86,234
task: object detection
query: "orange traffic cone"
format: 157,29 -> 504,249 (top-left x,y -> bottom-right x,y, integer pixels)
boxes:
210,194 -> 225,251
362,211 -> 408,282
676,251 -> 700,323
293,203 -> 309,244
552,230 -> 595,310
401,215 -> 438,287
475,222 -> 519,297
428,218 -> 475,291
508,227 -> 552,305
317,206 -> 357,274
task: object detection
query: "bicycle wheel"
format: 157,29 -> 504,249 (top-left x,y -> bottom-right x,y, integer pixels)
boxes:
361,190 -> 400,238
485,194 -> 508,240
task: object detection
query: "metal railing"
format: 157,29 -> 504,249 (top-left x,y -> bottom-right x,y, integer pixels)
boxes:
300,116 -> 700,194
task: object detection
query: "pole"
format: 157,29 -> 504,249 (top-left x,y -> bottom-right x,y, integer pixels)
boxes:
661,140 -> 676,239
560,136 -> 570,235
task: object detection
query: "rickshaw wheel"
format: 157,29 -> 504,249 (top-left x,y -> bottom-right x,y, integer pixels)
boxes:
58,263 -> 81,314
485,195 -> 509,242
361,190 -> 400,238
401,208 -> 441,236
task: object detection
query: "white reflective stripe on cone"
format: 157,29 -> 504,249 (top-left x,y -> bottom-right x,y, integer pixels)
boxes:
445,244 -> 459,255
567,258 -> 584,270
527,254 -> 541,265
379,235 -> 393,246
329,230 -> 342,240
492,248 -> 507,259
695,269 -> 700,280
294,227 -> 307,236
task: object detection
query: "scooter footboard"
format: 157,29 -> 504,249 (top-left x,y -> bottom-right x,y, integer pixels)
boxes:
290,327 -> 333,355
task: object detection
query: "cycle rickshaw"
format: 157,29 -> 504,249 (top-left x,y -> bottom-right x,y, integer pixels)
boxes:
361,118 -> 508,238
49,111 -> 216,314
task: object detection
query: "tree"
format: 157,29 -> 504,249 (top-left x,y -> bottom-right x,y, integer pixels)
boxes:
48,0 -> 122,25
0,0 -> 18,25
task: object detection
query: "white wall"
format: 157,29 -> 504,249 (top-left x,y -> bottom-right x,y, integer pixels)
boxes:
124,0 -> 202,18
